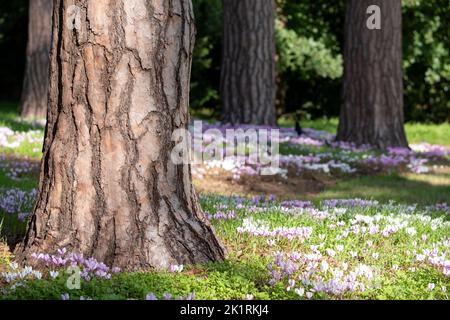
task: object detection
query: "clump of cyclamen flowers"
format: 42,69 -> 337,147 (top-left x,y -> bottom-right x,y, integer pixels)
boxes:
268,251 -> 377,299
362,148 -> 431,174
279,200 -> 313,209
2,262 -> 43,285
0,127 -> 43,150
189,122 -> 450,182
416,243 -> 450,277
411,143 -> 450,158
146,292 -> 195,300
425,203 -> 450,215
279,206 -> 332,221
237,218 -> 313,242
322,198 -> 379,209
61,292 -> 196,301
0,159 -> 40,181
0,188 -> 37,215
206,210 -> 237,221
168,264 -> 184,273
31,248 -> 121,281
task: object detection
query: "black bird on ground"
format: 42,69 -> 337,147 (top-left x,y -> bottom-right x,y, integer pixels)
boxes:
295,112 -> 303,136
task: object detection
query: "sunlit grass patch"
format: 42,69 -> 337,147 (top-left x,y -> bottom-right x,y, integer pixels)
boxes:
0,241 -> 13,272
406,122 -> 450,147
0,103 -> 449,300
279,116 -> 450,147
313,173 -> 450,206
0,103 -> 44,159
2,197 -> 448,300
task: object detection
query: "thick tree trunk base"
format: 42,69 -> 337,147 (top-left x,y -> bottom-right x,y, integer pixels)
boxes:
16,0 -> 225,270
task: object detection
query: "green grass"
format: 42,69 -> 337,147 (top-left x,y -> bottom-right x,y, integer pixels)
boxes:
0,102 -> 44,132
0,103 -> 44,159
278,116 -> 339,133
311,173 -> 450,205
278,116 -> 450,146
0,171 -> 38,191
0,141 -> 43,159
1,199 -> 449,300
1,260 -> 276,300
405,122 -> 450,147
1,103 -> 449,300
0,170 -> 38,240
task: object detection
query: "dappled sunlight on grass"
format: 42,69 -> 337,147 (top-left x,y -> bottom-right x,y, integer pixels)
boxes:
0,103 -> 449,300
406,123 -> 450,147
279,116 -> 450,147
404,169 -> 450,187
0,241 -> 13,272
0,103 -> 45,132
313,173 -> 450,205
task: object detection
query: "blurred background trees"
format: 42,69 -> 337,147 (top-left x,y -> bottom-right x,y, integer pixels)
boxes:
337,0 -> 409,148
220,0 -> 276,125
0,0 -> 448,123
20,0 -> 52,118
0,1 -> 28,102
191,0 -> 449,123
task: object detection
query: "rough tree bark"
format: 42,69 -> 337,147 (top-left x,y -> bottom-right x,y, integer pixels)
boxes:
20,0 -> 53,119
17,0 -> 225,270
337,0 -> 409,149
220,0 -> 276,126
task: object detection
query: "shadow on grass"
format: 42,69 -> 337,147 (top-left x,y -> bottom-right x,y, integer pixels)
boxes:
0,213 -> 26,251
312,173 -> 450,205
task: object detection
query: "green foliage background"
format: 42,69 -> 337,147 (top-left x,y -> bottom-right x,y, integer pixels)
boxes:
0,0 -> 448,122
192,0 -> 450,123
0,0 -> 28,101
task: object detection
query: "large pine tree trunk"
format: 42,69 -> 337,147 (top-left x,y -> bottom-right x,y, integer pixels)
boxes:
220,0 -> 276,126
17,0 -> 225,270
20,0 -> 53,119
337,0 -> 408,149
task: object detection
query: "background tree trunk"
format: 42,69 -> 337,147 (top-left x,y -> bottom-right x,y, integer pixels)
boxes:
220,0 -> 276,126
20,0 -> 53,119
337,0 -> 408,149
17,0 -> 225,270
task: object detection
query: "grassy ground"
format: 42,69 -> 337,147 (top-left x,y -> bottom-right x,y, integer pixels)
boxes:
312,173 -> 450,205
278,116 -> 450,205
0,104 -> 449,300
0,103 -> 43,132
279,116 -> 450,146
2,197 -> 449,300
0,103 -> 44,159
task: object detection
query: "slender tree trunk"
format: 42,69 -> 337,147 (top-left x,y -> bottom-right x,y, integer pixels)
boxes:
20,0 -> 53,119
17,0 -> 225,270
337,0 -> 408,149
220,0 -> 276,126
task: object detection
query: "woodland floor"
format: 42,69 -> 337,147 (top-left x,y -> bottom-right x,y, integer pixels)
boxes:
0,102 -> 449,300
